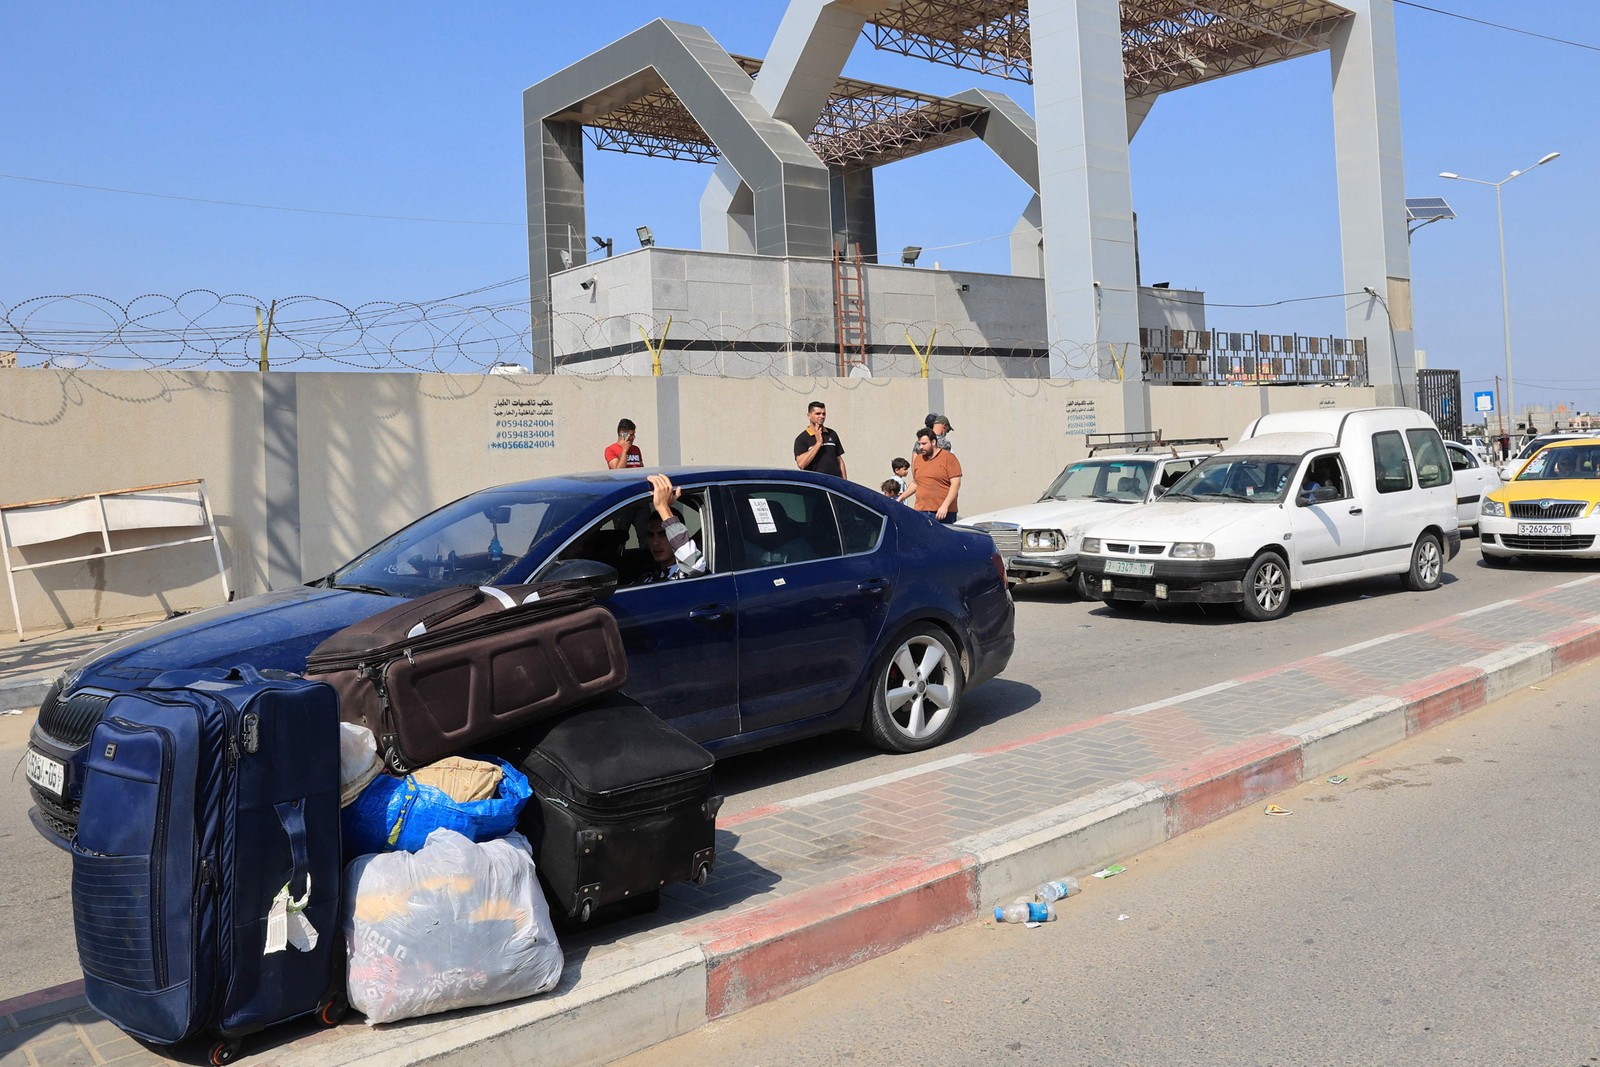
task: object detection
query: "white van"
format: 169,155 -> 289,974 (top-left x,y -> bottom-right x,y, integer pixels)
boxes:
1076,407 -> 1460,620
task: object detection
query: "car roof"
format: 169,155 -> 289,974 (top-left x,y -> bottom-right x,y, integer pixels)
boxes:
1217,431 -> 1335,457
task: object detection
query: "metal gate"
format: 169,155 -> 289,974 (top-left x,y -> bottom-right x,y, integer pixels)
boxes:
1416,368 -> 1462,442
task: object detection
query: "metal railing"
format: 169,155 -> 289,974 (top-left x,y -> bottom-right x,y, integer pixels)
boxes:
1140,328 -> 1367,386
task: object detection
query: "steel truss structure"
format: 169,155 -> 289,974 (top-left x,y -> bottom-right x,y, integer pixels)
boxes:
580,57 -> 989,169
576,0 -> 1354,166
869,0 -> 1351,92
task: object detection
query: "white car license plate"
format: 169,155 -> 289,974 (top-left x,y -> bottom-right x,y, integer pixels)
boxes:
1104,559 -> 1155,577
25,749 -> 65,798
1517,522 -> 1571,536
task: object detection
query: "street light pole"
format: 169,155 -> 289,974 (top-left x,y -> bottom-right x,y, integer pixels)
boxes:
1440,151 -> 1559,436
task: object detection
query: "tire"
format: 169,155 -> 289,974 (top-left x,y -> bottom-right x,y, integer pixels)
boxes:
1405,532 -> 1444,591
1103,596 -> 1143,613
862,625 -> 963,753
1235,552 -> 1290,621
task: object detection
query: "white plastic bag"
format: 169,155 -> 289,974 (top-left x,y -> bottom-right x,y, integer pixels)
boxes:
343,829 -> 563,1025
339,722 -> 382,807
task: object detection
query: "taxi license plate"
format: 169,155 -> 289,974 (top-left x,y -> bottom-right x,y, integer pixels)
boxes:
1517,522 -> 1571,536
1104,559 -> 1155,577
25,749 -> 65,798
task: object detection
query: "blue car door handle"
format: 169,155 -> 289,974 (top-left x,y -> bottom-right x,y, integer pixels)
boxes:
688,603 -> 730,621
857,577 -> 891,595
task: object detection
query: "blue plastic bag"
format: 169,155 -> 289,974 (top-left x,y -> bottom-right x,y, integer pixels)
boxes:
343,756 -> 531,856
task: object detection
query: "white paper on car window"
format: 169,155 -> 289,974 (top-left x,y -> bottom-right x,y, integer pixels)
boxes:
748,498 -> 778,533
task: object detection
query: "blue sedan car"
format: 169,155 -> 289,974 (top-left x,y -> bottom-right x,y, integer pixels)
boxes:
27,467 -> 1015,844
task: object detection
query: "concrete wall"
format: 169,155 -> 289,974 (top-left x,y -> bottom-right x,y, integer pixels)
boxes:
0,367 -> 1374,633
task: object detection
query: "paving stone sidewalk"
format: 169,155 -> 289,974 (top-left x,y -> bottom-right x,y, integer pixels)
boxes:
4,577 -> 1597,1066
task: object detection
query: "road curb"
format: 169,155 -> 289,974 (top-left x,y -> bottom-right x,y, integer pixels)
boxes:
0,674 -> 51,713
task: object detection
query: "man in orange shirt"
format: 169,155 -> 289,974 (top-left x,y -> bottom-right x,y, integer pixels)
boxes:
901,427 -> 962,523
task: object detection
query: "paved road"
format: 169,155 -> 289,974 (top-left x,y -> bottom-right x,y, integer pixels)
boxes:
622,647 -> 1600,1066
0,538 -> 1585,1003
713,539 -> 1591,813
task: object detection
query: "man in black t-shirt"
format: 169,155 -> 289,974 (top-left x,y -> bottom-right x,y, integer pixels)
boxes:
794,401 -> 847,479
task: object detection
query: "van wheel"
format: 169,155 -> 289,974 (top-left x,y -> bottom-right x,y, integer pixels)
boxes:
1235,553 -> 1289,621
1405,533 -> 1444,591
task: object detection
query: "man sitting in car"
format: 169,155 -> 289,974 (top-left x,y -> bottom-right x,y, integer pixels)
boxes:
635,473 -> 708,584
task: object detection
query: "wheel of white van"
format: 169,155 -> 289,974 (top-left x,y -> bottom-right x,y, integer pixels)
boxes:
1235,552 -> 1290,621
863,625 -> 963,753
1405,532 -> 1444,591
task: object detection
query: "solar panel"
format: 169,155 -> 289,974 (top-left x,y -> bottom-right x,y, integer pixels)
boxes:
1405,197 -> 1456,221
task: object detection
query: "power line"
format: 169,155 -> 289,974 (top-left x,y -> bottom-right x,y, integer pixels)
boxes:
0,172 -> 524,226
1394,1 -> 1600,53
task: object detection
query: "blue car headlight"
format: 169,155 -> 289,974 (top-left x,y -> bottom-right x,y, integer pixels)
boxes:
1480,498 -> 1506,518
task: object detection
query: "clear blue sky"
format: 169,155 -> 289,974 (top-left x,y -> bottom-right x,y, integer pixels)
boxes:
3,2 -> 1595,415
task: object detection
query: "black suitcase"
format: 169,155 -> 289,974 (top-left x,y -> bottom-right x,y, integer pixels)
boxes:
500,695 -> 720,924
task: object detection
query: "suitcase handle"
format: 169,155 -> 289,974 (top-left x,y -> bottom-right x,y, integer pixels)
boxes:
419,586 -> 489,631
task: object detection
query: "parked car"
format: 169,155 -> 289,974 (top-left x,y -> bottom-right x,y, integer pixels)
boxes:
1480,437 -> 1600,564
26,467 -> 1015,845
1076,407 -> 1460,621
961,446 -> 1218,594
1444,439 -> 1503,532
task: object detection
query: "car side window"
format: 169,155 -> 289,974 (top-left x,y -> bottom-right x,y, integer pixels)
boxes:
1447,446 -> 1475,472
1373,431 -> 1414,494
1405,429 -> 1452,489
729,484 -> 843,569
1302,454 -> 1350,500
548,491 -> 712,586
1159,460 -> 1195,489
832,493 -> 886,555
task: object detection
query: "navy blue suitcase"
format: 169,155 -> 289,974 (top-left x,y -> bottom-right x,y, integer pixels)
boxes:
71,666 -> 345,1063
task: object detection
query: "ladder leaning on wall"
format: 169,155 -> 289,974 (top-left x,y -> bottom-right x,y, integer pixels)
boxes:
832,243 -> 868,376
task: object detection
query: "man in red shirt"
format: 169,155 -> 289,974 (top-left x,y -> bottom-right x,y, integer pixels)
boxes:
604,418 -> 643,469
902,427 -> 962,523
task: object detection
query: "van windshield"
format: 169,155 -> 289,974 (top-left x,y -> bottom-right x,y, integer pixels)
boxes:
1164,454 -> 1300,504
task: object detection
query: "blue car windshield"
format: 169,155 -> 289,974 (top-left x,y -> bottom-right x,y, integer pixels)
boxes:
1164,454 -> 1301,504
328,488 -> 596,595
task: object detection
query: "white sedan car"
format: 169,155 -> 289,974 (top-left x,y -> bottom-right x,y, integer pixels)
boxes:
1445,440 -> 1502,532
962,447 -> 1217,595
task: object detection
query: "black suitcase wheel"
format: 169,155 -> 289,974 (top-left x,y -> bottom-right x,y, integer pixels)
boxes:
209,1039 -> 241,1065
693,862 -> 712,886
577,898 -> 595,924
319,992 -> 348,1026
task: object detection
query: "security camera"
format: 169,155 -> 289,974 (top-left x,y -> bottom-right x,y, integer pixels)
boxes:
1363,285 -> 1378,297
579,276 -> 596,291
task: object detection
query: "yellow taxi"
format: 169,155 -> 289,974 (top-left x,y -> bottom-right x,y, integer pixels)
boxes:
1480,437 -> 1600,563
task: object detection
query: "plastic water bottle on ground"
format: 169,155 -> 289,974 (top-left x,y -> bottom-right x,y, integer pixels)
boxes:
993,901 -> 1057,924
1034,877 -> 1080,903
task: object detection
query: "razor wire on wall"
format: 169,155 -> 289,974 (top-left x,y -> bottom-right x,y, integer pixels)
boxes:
0,291 -> 1367,385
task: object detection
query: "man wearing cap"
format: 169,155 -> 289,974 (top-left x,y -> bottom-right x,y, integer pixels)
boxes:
927,413 -> 954,452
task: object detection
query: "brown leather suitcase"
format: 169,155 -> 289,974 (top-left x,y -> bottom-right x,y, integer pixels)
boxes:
306,581 -> 627,772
